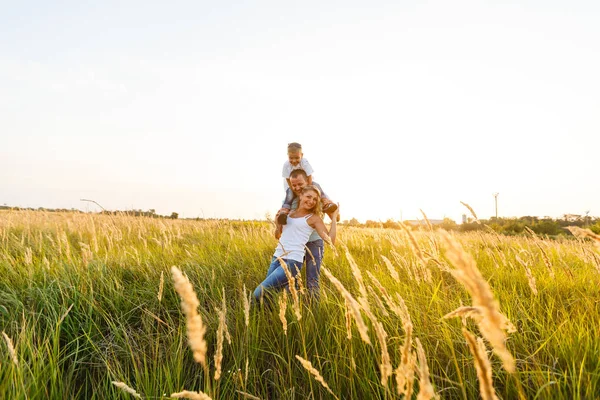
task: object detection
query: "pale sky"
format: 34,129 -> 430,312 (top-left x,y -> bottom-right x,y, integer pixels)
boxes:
1,1 -> 598,222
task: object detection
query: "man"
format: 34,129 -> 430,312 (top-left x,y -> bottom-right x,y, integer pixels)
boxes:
275,169 -> 337,299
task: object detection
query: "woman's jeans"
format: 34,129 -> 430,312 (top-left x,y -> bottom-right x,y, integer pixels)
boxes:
253,257 -> 303,304
305,239 -> 324,298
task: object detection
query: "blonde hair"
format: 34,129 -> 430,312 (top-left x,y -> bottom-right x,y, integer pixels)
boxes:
301,185 -> 323,218
287,142 -> 302,152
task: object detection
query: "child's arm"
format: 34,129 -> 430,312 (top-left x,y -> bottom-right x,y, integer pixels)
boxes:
307,175 -> 313,185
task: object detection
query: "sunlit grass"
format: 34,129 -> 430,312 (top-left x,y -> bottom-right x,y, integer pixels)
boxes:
0,210 -> 598,399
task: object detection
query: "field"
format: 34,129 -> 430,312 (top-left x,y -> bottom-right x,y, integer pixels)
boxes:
0,211 -> 599,399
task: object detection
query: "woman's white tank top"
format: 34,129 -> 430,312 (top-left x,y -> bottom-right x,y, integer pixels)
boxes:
273,214 -> 314,262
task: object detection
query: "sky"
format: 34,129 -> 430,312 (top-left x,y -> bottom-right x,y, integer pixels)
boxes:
1,0 -> 599,223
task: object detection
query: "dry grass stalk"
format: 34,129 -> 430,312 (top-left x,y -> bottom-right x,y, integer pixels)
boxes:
58,304 -> 74,326
415,338 -> 437,400
373,318 -> 393,386
567,226 -> 600,248
399,222 -> 432,282
362,303 -> 392,386
395,323 -> 415,398
279,291 -> 288,335
462,329 -> 499,400
171,390 -> 213,399
366,271 -> 412,325
443,306 -> 483,321
111,381 -> 142,398
214,290 -> 226,380
276,257 -> 302,321
242,284 -> 250,327
419,209 -> 434,232
24,247 -> 32,265
322,266 -> 371,344
390,250 -> 417,281
367,285 -> 389,317
440,232 -> 516,373
523,265 -> 538,295
157,271 -> 164,302
235,390 -> 261,400
515,254 -> 538,294
295,355 -> 340,400
220,288 -> 231,345
2,331 -> 18,366
460,201 -> 480,223
346,250 -> 369,303
344,300 -> 353,340
535,242 -> 555,278
380,255 -> 400,282
170,266 -> 208,368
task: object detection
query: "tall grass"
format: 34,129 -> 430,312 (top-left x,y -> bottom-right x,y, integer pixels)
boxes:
0,210 -> 598,399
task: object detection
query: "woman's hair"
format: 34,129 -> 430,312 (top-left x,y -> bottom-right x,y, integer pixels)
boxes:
287,142 -> 302,152
300,185 -> 323,217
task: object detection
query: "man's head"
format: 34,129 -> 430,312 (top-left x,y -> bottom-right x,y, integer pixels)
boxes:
287,142 -> 303,167
289,169 -> 308,195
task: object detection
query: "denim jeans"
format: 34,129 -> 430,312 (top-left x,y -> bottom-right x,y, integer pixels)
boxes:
253,257 -> 303,304
305,239 -> 324,299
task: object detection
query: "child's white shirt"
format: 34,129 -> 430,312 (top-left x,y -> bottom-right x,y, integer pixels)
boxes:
282,158 -> 314,189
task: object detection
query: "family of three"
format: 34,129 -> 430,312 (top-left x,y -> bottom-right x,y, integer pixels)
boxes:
253,143 -> 339,305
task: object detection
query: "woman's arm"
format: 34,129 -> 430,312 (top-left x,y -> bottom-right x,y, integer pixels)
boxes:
309,206 -> 339,245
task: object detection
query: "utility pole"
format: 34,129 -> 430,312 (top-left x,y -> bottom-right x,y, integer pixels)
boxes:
493,193 -> 499,219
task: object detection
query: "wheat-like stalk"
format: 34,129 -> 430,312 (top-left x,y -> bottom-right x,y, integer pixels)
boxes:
460,201 -> 480,223
279,291 -> 288,335
440,231 -> 516,373
170,266 -> 207,368
171,390 -> 213,399
380,255 -> 400,282
276,257 -> 302,321
235,390 -> 261,400
535,242 -> 555,278
111,381 -> 142,398
419,209 -> 434,232
214,290 -> 226,380
295,355 -> 340,400
567,226 -> 600,248
2,331 -> 18,366
242,284 -> 250,327
322,266 -> 371,344
157,271 -> 164,302
344,299 -> 353,340
415,338 -> 437,400
463,329 -> 499,400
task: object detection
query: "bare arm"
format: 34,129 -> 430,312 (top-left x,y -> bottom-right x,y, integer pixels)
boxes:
309,205 -> 339,245
307,175 -> 313,185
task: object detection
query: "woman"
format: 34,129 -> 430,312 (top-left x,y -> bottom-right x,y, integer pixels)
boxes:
253,185 -> 339,303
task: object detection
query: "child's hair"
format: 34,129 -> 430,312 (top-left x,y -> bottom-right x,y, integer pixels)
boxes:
287,142 -> 302,152
301,185 -> 323,217
289,169 -> 308,180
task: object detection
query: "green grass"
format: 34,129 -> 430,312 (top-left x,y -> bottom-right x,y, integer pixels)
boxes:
0,211 -> 599,399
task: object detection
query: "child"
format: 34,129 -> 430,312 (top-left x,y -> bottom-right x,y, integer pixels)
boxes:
277,143 -> 338,224
282,142 -> 313,189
